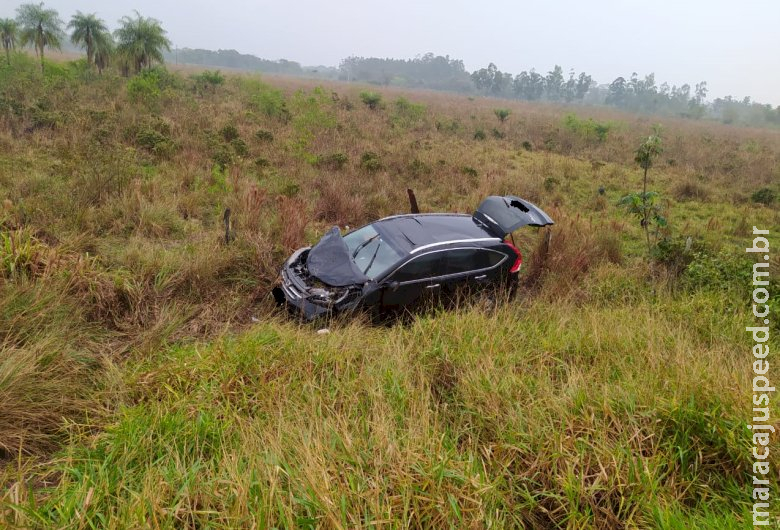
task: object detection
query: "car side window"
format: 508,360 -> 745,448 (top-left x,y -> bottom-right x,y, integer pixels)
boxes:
443,248 -> 505,275
391,253 -> 446,282
444,249 -> 481,275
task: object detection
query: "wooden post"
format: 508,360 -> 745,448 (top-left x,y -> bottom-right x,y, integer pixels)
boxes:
407,188 -> 420,214
223,208 -> 231,244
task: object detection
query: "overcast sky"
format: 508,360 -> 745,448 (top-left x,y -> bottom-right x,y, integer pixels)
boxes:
3,0 -> 779,105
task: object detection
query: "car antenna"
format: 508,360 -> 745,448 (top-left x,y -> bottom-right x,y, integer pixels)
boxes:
407,188 -> 420,214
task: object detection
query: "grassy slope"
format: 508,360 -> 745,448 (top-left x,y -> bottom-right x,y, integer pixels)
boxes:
1,53 -> 779,528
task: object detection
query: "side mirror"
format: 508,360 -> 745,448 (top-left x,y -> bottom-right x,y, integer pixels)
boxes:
388,281 -> 400,292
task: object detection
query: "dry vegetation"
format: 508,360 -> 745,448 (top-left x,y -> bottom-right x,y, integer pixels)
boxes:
1,53 -> 780,528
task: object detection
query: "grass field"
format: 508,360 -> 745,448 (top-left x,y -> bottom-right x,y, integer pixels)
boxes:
1,52 -> 779,528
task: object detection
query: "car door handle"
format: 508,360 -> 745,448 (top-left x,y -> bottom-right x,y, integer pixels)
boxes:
426,283 -> 441,289
473,275 -> 487,280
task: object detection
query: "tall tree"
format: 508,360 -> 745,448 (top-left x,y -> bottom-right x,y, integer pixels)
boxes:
114,12 -> 171,74
68,11 -> 109,69
16,2 -> 63,73
0,18 -> 17,65
545,65 -> 564,101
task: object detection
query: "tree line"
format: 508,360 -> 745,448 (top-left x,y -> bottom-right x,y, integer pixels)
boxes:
0,3 -> 170,75
341,57 -> 780,127
2,3 -> 778,127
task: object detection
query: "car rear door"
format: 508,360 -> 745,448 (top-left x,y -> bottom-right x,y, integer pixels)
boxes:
438,248 -> 508,303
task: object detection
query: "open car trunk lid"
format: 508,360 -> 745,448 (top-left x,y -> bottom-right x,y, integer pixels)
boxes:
473,196 -> 554,238
306,226 -> 369,287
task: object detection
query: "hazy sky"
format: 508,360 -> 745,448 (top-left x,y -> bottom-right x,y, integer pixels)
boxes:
3,0 -> 779,105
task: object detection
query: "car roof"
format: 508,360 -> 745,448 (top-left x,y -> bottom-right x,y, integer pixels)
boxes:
372,213 -> 499,254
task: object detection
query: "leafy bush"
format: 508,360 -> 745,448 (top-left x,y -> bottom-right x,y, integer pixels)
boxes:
126,68 -> 180,107
491,128 -> 505,139
211,144 -> 233,170
563,113 -> 612,143
135,129 -> 175,157
392,97 -> 425,127
192,70 -> 224,93
683,249 -> 754,293
250,85 -> 290,121
360,91 -> 382,110
315,152 -> 348,170
751,187 -> 776,205
473,129 -> 486,141
220,123 -> 240,142
360,151 -> 383,172
230,138 -> 248,157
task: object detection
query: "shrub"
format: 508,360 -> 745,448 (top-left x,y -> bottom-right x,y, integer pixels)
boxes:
473,129 -> 486,141
543,177 -> 559,192
360,91 -> 382,110
126,68 -> 178,106
751,187 -> 776,205
315,152 -> 349,170
360,151 -> 383,172
220,123 -> 240,142
192,69 -> 224,92
494,108 -> 511,122
230,138 -> 248,157
211,144 -> 233,170
392,97 -> 425,127
254,129 -> 274,142
491,128 -> 505,139
521,140 -> 533,151
563,113 -> 612,143
135,129 -> 175,157
250,85 -> 290,121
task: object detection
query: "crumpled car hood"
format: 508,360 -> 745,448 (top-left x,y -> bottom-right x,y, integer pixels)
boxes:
306,227 -> 369,287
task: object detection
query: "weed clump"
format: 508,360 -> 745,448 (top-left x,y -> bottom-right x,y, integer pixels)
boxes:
751,187 -> 776,205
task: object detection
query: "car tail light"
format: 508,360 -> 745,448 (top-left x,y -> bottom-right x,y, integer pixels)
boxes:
505,241 -> 523,273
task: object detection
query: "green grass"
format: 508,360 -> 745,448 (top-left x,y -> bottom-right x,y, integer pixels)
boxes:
4,287 -> 776,528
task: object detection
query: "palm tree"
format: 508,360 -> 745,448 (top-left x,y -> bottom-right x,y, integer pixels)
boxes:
0,19 -> 17,65
93,34 -> 114,75
114,12 -> 171,75
68,11 -> 109,70
16,2 -> 63,74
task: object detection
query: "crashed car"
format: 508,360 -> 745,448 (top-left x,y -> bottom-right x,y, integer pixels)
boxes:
272,195 -> 554,320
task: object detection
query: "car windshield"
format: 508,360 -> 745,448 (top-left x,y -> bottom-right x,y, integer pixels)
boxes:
342,225 -> 403,279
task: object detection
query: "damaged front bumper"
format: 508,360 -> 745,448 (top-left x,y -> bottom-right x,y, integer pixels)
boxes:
272,248 -> 364,321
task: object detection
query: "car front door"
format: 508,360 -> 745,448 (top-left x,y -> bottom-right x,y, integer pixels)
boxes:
380,252 -> 446,311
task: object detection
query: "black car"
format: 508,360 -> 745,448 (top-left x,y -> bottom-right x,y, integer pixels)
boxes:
272,195 -> 554,320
